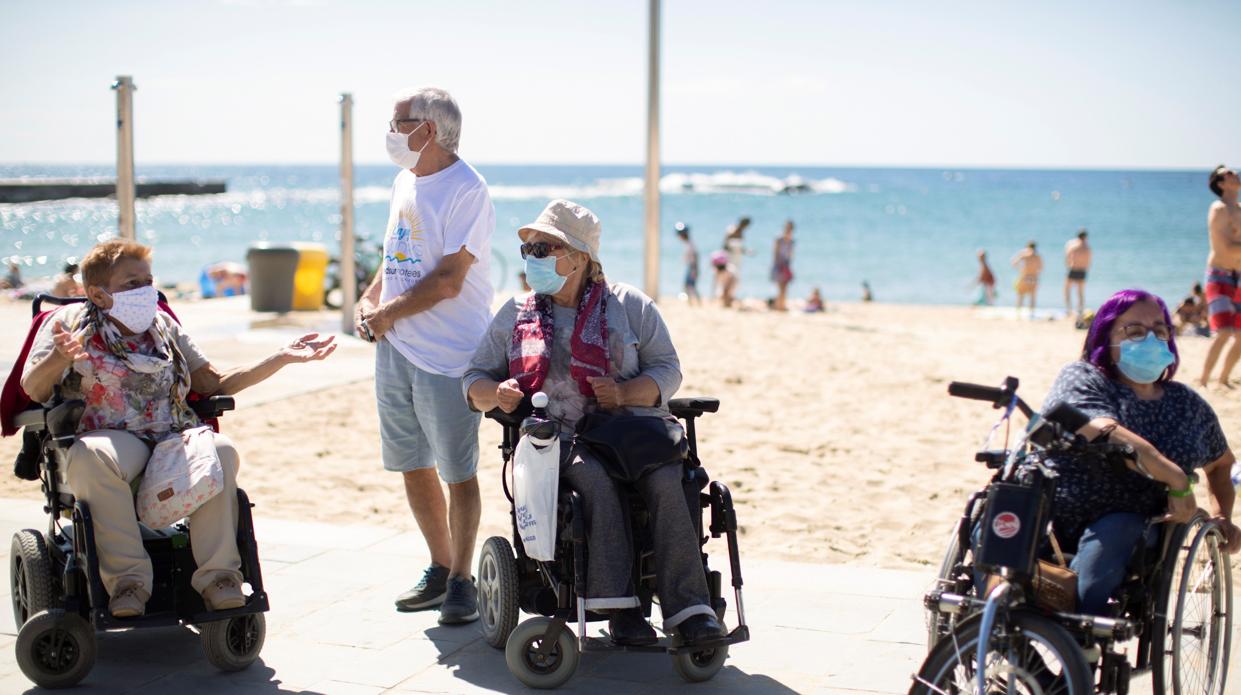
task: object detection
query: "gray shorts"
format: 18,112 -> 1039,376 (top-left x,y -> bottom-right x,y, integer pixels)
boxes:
375,339 -> 480,483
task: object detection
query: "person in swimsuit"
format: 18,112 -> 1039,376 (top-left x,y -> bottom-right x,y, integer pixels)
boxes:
1064,228 -> 1091,318
770,220 -> 795,311
675,222 -> 700,306
1199,166 -> 1241,387
975,249 -> 996,305
1010,241 -> 1043,316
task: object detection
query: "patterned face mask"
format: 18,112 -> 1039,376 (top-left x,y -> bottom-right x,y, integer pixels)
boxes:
105,285 -> 159,333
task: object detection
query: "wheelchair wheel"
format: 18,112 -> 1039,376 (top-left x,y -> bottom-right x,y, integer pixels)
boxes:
478,536 -> 520,649
15,609 -> 96,689
505,617 -> 579,689
672,637 -> 729,683
1153,521 -> 1232,695
11,529 -> 57,628
925,522 -> 966,651
910,610 -> 1092,695
200,612 -> 266,672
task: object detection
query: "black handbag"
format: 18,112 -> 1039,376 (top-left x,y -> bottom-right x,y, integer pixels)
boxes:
573,412 -> 688,483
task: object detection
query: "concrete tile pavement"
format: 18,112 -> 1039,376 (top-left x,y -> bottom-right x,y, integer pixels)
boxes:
0,496 -> 934,694
1,494 -> 1239,693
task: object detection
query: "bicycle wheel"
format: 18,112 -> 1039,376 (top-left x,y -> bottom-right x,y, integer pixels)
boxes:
1165,522 -> 1232,695
910,610 -> 1093,695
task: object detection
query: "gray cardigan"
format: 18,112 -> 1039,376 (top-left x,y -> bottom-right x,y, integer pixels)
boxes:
462,282 -> 681,429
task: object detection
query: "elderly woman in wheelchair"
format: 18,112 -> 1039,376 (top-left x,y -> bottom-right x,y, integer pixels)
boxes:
13,240 -> 334,632
1041,289 -> 1239,617
7,240 -> 336,688
464,200 -> 741,687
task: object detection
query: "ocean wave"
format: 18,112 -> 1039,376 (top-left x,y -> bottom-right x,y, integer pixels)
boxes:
490,171 -> 855,200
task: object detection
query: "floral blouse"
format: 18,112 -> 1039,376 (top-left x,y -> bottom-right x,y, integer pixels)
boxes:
23,304 -> 208,437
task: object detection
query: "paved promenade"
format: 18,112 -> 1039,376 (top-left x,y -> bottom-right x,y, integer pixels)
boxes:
0,496 -> 931,694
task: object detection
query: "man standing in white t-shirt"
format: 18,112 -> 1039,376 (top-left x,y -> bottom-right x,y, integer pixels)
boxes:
355,87 -> 494,625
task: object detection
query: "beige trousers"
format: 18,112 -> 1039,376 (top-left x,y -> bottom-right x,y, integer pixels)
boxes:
65,429 -> 242,596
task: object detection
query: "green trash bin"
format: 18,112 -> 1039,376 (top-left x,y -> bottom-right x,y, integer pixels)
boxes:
246,244 -> 300,313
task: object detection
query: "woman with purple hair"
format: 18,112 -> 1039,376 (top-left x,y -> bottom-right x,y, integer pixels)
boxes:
1040,288 -> 1240,615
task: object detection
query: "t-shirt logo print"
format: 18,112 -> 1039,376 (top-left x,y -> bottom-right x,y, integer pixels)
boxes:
385,210 -> 426,282
385,212 -> 425,267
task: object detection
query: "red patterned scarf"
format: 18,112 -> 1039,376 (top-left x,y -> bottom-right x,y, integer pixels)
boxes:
508,281 -> 610,397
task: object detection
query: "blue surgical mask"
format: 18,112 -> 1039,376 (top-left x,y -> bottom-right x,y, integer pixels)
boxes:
1115,333 -> 1175,384
524,255 -> 569,295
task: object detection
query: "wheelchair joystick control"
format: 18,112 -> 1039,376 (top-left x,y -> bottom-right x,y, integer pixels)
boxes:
522,392 -> 557,442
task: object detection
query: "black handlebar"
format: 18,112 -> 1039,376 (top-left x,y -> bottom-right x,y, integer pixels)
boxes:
947,381 -> 1007,403
948,377 -> 1033,418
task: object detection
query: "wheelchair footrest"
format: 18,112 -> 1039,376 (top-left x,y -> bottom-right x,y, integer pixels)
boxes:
665,625 -> 750,654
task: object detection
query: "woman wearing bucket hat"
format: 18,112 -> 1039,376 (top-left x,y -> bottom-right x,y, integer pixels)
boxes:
463,199 -> 725,646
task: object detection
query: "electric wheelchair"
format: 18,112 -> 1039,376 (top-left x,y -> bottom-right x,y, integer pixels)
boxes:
5,294 -> 269,689
475,394 -> 750,689
917,378 -> 1232,695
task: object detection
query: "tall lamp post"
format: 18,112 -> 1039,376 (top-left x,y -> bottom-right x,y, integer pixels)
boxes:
112,75 -> 136,240
339,93 -> 357,333
643,0 -> 661,300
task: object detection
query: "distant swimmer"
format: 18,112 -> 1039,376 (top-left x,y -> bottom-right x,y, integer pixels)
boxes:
1064,228 -> 1091,318
1011,241 -> 1043,316
675,222 -> 700,305
770,219 -> 795,311
975,249 -> 996,305
1199,165 -> 1241,387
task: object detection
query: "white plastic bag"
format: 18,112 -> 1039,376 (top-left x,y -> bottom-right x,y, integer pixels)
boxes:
136,425 -> 224,528
513,431 -> 560,561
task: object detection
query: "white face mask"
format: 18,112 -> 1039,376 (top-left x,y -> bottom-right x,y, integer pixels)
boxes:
385,122 -> 430,170
105,285 -> 159,333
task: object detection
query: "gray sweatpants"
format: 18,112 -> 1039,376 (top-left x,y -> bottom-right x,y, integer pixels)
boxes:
560,442 -> 716,630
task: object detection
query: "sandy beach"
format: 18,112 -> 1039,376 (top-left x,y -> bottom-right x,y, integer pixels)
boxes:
0,299 -> 1236,572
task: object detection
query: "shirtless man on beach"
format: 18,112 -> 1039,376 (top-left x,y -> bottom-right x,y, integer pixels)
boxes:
1063,229 -> 1091,318
1199,165 -> 1241,387
1010,241 -> 1043,315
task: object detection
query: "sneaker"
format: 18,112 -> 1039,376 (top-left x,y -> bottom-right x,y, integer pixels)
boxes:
438,575 -> 479,625
201,576 -> 245,611
396,564 -> 450,612
108,583 -> 149,618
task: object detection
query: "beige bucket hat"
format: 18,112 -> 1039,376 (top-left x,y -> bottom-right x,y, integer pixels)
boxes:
518,199 -> 601,262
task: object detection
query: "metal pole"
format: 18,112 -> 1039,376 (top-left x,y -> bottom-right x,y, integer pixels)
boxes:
112,76 -> 136,240
339,93 -> 357,334
643,0 -> 661,300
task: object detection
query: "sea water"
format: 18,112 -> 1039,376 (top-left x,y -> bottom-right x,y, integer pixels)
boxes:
0,164 -> 1214,308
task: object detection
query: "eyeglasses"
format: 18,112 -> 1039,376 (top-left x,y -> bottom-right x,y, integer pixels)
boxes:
1119,322 -> 1171,342
388,118 -> 424,133
520,241 -> 566,259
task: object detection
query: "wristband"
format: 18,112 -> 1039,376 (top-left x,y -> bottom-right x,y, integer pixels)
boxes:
1168,483 -> 1194,498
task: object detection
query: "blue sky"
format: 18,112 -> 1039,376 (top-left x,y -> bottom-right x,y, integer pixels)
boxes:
2,0 -> 1239,168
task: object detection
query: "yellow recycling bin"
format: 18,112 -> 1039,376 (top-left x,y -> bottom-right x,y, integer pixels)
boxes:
290,243 -> 329,311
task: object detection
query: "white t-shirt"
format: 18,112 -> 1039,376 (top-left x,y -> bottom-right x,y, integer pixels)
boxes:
380,160 -> 495,377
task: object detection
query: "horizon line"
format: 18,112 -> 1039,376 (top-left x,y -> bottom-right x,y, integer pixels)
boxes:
0,161 -> 1217,174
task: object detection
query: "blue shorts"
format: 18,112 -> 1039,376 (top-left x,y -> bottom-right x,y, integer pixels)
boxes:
375,339 -> 480,483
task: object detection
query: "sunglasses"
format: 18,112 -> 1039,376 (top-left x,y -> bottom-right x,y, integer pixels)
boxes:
520,241 -> 567,259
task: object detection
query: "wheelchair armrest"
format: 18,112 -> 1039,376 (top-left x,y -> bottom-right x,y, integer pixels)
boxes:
669,397 -> 720,419
46,399 -> 85,442
484,401 -> 531,428
14,408 -> 46,431
191,396 -> 235,420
